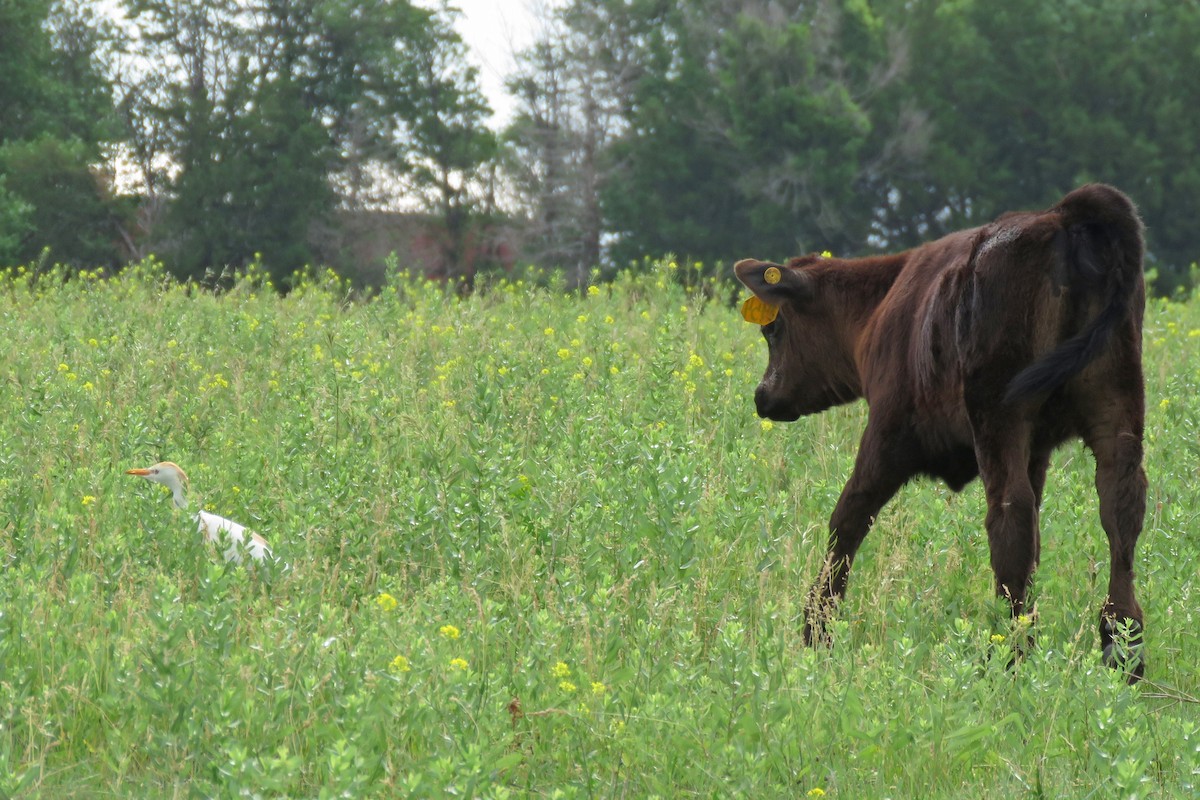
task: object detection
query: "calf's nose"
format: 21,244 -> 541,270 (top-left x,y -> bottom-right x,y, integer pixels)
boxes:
754,384 -> 775,418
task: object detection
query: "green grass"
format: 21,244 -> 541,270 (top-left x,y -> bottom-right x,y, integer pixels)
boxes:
1,257 -> 1197,798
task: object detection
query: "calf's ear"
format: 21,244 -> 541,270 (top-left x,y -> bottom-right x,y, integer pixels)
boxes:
734,258 -> 814,304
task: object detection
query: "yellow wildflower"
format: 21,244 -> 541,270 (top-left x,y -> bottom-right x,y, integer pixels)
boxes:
376,593 -> 398,612
81,495 -> 96,507
389,655 -> 411,673
551,661 -> 571,679
559,680 -> 577,693
439,624 -> 461,640
449,657 -> 469,671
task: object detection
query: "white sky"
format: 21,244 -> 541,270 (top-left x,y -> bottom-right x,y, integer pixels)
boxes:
435,0 -> 558,128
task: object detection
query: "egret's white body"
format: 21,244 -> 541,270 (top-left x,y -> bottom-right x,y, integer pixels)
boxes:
126,461 -> 271,563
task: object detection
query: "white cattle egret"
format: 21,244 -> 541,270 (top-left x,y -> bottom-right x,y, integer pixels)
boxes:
126,461 -> 272,564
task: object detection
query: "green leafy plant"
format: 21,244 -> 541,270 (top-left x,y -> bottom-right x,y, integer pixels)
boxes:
0,259 -> 1195,797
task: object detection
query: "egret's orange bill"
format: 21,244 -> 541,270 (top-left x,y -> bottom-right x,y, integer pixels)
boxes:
126,468 -> 151,476
741,296 -> 779,325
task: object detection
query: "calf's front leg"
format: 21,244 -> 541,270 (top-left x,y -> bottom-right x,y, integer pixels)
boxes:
805,430 -> 907,645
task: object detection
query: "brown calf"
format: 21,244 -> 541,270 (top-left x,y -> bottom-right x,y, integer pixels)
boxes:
736,184 -> 1147,680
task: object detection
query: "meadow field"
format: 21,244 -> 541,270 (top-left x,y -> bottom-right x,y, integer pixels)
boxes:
0,258 -> 1197,798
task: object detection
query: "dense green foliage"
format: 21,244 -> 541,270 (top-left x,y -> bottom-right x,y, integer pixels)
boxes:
1,261 -> 1197,796
885,0 -> 1200,285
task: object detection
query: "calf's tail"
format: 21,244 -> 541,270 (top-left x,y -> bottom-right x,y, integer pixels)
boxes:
1003,184 -> 1144,404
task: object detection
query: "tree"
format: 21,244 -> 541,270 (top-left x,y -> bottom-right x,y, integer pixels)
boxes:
0,0 -> 124,269
504,0 -> 915,271
1,0 -> 112,144
872,0 -> 1200,286
0,177 -> 33,265
121,0 -> 330,282
502,0 -> 1200,292
121,0 -> 497,287
387,3 -> 497,286
596,0 -> 914,267
505,7 -> 625,284
0,137 -> 130,269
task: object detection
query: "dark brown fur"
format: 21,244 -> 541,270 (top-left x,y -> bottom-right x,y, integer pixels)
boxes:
735,184 -> 1147,680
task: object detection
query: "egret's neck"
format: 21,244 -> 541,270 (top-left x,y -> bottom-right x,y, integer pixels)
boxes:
170,484 -> 189,511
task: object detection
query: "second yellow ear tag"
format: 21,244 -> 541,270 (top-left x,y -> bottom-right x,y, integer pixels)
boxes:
741,296 -> 779,325
764,266 -> 782,284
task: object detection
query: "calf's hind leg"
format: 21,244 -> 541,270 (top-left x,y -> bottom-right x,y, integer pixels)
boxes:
1087,426 -> 1147,681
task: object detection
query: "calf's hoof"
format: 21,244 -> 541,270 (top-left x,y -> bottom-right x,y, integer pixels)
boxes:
802,612 -> 833,648
1100,618 -> 1145,684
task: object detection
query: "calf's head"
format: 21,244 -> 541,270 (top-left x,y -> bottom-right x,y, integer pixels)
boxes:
735,257 -> 856,420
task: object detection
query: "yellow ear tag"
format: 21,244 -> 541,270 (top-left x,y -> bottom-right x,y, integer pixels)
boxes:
764,266 -> 782,284
741,295 -> 779,325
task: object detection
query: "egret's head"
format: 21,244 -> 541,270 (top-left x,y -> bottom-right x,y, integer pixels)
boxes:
126,461 -> 189,493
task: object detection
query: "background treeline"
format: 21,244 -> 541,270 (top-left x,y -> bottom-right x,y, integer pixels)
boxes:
2,0 -> 1198,291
